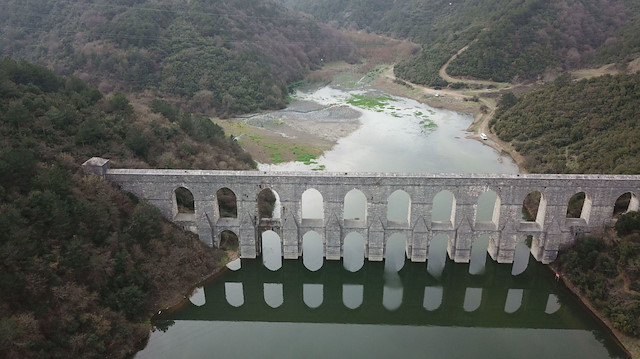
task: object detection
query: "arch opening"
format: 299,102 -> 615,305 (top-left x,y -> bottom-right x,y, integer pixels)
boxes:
219,230 -> 239,252
258,188 -> 281,220
427,234 -> 449,278
302,231 -> 324,271
261,230 -> 282,271
613,192 -> 639,217
387,190 -> 411,223
476,190 -> 500,224
302,188 -> 324,219
566,192 -> 586,219
522,191 -> 546,225
432,190 -> 456,224
344,189 -> 367,222
173,186 -> 195,220
216,187 -> 237,218
343,232 -> 365,272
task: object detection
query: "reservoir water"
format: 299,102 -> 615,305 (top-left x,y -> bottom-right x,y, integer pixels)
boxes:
136,87 -> 628,358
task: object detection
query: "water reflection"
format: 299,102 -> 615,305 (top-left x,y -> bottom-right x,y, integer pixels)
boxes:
224,282 -> 244,307
262,230 -> 282,271
385,234 -> 406,272
423,286 -> 443,311
188,287 -> 206,307
343,232 -> 365,272
463,287 -> 482,312
545,294 -> 561,314
512,241 -> 531,275
304,284 -> 323,308
469,234 -> 489,275
343,284 -> 363,309
264,283 -> 283,308
427,234 -> 448,278
144,258 -> 628,359
383,285 -> 403,311
303,231 -> 323,271
226,258 -> 241,271
505,288 -> 524,313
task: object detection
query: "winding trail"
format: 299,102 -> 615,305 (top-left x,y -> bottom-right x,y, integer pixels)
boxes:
381,45 -> 528,172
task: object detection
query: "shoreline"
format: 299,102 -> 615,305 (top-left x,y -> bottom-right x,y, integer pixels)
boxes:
371,66 -> 528,173
551,263 -> 638,358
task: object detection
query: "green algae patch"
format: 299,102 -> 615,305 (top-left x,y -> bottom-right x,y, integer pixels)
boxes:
347,94 -> 394,111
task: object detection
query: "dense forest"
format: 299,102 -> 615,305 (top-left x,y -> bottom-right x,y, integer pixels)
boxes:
0,58 -> 250,358
282,0 -> 640,85
0,0 -> 358,116
491,73 -> 640,174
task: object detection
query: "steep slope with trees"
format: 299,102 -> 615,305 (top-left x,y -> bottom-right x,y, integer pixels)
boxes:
0,0 -> 358,116
282,0 -> 638,85
490,73 -> 640,174
0,58 -> 248,358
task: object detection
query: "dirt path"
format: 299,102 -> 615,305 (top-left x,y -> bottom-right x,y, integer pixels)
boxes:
379,64 -> 529,172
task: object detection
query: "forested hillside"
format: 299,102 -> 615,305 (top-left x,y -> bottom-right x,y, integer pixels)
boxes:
282,0 -> 639,85
0,0 -> 357,116
490,73 -> 640,174
0,58 -> 249,358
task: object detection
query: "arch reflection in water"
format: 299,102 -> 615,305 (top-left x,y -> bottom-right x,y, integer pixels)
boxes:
463,288 -> 482,312
343,232 -> 365,272
188,286 -> 206,307
512,238 -> 532,275
262,230 -> 282,271
224,282 -> 244,307
383,285 -> 403,311
385,233 -> 406,272
469,234 -> 489,275
505,289 -> 524,313
302,231 -> 323,271
156,258 -> 630,359
303,284 -> 323,309
545,294 -> 561,314
427,234 -> 448,278
226,258 -> 241,271
342,284 -> 364,309
264,283 -> 283,308
423,286 -> 443,311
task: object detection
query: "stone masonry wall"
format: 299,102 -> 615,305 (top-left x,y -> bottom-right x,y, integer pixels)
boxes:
83,159 -> 640,265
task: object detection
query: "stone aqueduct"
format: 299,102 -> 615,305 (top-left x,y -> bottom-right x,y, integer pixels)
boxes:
83,158 -> 640,265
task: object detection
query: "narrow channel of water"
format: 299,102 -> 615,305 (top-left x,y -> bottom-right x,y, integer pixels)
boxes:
136,87 -> 627,359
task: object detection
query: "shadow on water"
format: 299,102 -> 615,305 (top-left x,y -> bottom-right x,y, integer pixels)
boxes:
148,253 -> 628,359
